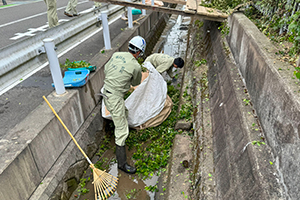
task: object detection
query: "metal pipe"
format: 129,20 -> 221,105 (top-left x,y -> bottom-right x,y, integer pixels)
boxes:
142,0 -> 146,15
43,38 -> 65,95
128,7 -> 133,28
101,11 -> 112,49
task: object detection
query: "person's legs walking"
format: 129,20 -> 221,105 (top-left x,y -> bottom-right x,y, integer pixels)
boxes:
71,0 -> 78,15
64,0 -> 78,16
64,0 -> 73,16
44,0 -> 59,28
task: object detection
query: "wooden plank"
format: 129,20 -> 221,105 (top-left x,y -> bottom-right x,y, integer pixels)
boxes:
206,7 -> 218,17
160,0 -> 186,5
186,0 -> 197,11
184,8 -> 226,21
197,5 -> 228,18
197,5 -> 206,15
94,0 -> 191,15
210,7 -> 221,17
93,0 -> 227,21
126,15 -> 146,25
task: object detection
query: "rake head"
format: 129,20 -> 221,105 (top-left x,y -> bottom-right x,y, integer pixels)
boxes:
90,164 -> 118,200
42,96 -> 118,199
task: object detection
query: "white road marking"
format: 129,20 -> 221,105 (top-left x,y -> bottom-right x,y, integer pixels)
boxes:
10,20 -> 69,40
10,32 -> 35,40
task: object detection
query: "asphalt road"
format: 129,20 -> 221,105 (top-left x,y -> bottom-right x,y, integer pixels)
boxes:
0,0 -> 132,139
0,0 -> 94,48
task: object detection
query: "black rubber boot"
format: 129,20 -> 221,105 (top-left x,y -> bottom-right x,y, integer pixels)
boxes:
116,145 -> 136,174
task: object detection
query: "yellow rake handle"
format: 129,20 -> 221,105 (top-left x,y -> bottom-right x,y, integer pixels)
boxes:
43,96 -> 92,165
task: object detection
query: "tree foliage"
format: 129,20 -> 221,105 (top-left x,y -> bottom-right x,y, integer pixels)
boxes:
202,0 -> 300,59
200,0 -> 248,13
249,0 -> 300,55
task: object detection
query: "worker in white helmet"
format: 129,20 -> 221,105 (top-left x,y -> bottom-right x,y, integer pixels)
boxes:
144,53 -> 184,78
103,36 -> 146,174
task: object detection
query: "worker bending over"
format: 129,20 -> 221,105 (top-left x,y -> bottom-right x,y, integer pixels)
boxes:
103,36 -> 146,174
144,53 -> 184,78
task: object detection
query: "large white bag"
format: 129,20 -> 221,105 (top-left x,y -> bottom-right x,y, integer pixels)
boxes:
101,62 -> 167,127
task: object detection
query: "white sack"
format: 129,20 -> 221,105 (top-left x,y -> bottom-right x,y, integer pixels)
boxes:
101,62 -> 167,127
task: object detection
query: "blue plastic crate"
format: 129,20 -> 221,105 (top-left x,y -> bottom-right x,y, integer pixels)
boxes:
52,70 -> 90,88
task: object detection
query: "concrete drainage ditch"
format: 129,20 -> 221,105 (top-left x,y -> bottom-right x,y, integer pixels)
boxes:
68,6 -> 192,200
28,8 -> 296,200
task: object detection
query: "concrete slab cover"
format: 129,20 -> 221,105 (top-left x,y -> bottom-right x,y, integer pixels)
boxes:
166,134 -> 193,199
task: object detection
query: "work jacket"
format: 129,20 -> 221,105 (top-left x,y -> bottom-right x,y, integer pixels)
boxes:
144,53 -> 175,78
104,52 -> 142,97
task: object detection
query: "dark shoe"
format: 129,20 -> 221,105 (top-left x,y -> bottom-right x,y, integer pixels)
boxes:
116,145 -> 136,174
64,11 -> 73,17
73,13 -> 80,16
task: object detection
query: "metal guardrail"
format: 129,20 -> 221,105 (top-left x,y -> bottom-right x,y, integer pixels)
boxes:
0,4 -> 125,95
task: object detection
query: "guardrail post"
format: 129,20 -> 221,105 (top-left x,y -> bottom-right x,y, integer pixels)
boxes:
142,0 -> 146,15
101,11 -> 112,49
43,38 -> 66,95
127,7 -> 133,28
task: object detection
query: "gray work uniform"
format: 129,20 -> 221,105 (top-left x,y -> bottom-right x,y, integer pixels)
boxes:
44,0 -> 59,28
65,0 -> 78,15
145,53 -> 175,78
103,52 -> 142,146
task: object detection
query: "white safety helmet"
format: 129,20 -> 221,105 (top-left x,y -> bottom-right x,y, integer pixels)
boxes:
128,36 -> 146,56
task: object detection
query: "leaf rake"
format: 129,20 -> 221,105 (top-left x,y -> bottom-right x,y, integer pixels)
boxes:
43,96 -> 118,200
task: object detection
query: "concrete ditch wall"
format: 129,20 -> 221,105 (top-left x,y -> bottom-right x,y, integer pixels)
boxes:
186,19 -> 215,199
227,12 -> 300,199
0,10 -> 169,200
202,18 -> 286,199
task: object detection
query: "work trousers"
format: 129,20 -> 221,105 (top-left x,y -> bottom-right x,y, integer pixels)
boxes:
103,90 -> 129,146
94,2 -> 101,7
65,0 -> 78,15
44,0 -> 59,28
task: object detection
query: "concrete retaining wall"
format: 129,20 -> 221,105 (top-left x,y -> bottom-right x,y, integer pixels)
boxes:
227,13 -> 300,199
203,18 -> 286,199
0,10 -> 169,200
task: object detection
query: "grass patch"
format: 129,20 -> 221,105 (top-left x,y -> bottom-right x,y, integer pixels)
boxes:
0,4 -> 17,8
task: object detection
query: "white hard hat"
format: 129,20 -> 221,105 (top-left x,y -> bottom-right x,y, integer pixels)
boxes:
128,36 -> 146,53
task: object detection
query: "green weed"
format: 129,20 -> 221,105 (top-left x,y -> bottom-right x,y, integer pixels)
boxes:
78,178 -> 90,195
125,188 -> 141,199
144,185 -> 159,192
125,83 -> 181,179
